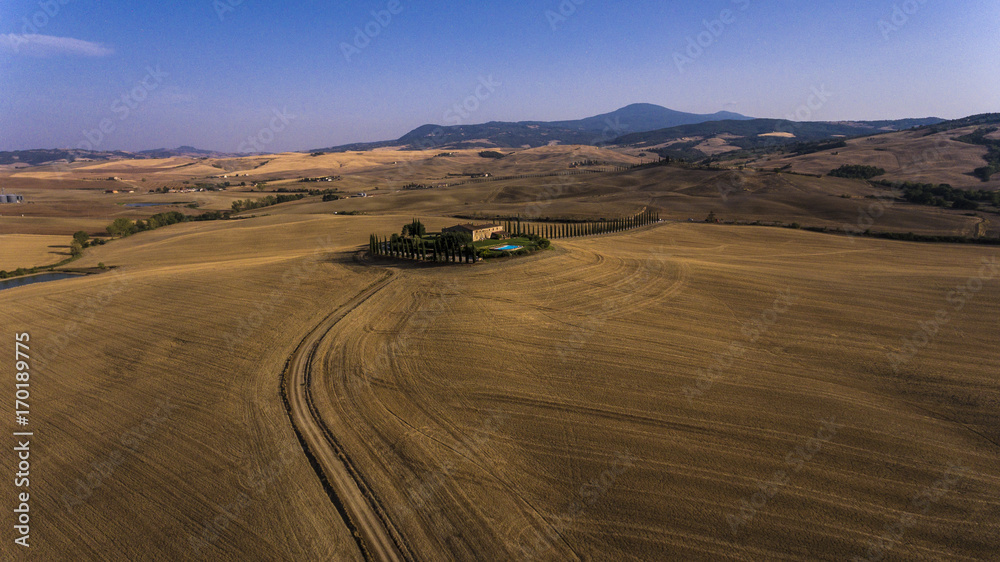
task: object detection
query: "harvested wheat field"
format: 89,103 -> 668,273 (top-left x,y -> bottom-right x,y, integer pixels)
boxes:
307,223 -> 1000,560
0,234 -> 71,269
1,213 -> 998,560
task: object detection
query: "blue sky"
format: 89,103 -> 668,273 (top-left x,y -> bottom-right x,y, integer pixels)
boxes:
1,0 -> 997,152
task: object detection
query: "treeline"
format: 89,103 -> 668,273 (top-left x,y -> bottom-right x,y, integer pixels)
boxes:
792,139 -> 848,156
871,180 -> 999,210
231,193 -> 305,212
370,231 -> 480,263
106,210 -> 231,238
955,127 -> 1000,181
538,209 -> 659,239
829,164 -> 886,179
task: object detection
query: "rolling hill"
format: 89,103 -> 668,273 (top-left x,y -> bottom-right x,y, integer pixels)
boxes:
316,104 -> 755,152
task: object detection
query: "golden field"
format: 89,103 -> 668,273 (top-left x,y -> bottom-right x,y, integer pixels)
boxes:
1,140 -> 999,560
1,211 -> 997,560
0,234 -> 71,270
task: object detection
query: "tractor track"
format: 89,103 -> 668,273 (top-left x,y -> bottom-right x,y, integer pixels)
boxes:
280,269 -> 413,562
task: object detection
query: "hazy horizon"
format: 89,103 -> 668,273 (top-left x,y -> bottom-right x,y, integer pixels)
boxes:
2,0 -> 997,153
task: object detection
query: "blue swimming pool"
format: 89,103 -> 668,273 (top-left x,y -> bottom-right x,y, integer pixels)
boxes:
491,245 -> 522,251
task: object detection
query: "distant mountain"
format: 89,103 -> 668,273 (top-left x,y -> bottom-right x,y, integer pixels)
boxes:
541,103 -> 753,134
0,146 -> 238,167
136,146 -> 238,159
315,103 -> 755,152
612,117 -> 947,159
0,148 -> 136,167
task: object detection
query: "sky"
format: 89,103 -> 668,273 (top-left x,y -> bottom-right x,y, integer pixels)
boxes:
1,0 -> 998,153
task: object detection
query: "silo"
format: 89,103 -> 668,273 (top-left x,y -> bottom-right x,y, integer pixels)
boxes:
1,195 -> 12,204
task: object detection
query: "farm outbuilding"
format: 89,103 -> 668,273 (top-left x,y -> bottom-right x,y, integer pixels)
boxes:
0,194 -> 24,204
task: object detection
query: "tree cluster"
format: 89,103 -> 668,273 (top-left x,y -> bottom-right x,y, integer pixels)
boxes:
231,193 -> 305,212
828,165 -> 886,180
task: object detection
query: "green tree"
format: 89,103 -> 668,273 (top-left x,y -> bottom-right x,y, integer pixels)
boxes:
107,217 -> 137,237
73,231 -> 90,246
70,241 -> 84,257
402,219 -> 426,237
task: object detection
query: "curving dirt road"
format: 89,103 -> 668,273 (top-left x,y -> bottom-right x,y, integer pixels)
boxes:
281,269 -> 411,562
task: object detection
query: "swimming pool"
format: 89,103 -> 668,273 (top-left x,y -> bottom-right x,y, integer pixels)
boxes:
491,245 -> 522,251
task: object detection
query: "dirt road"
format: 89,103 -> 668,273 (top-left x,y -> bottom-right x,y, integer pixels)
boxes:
281,270 -> 411,562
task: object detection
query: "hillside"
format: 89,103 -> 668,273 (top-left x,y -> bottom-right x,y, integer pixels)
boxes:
611,117 -> 945,160
764,114 -> 1000,189
316,104 -> 755,152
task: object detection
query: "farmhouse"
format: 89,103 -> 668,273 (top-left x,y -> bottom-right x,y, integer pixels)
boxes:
443,223 -> 506,242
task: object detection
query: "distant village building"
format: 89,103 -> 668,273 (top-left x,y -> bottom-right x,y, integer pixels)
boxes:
0,194 -> 24,204
443,223 -> 506,242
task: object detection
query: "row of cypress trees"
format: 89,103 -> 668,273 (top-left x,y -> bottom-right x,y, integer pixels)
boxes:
521,209 -> 659,240
369,233 -> 476,263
